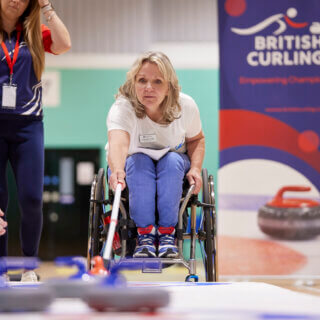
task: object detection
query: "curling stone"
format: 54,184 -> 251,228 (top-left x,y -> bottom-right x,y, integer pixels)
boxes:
0,257 -> 54,312
82,258 -> 170,312
258,186 -> 320,240
44,256 -> 99,299
83,286 -> 170,312
0,286 -> 54,312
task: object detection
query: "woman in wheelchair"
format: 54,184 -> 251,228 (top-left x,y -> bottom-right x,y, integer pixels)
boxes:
106,51 -> 205,259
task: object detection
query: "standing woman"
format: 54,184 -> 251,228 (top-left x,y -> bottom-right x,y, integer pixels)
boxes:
0,0 -> 71,281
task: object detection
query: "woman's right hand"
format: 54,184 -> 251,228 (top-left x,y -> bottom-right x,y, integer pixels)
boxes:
109,169 -> 126,191
0,210 -> 7,236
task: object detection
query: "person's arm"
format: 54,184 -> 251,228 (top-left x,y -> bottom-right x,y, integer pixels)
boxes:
185,130 -> 205,194
0,209 -> 7,236
108,129 -> 130,191
39,0 -> 71,54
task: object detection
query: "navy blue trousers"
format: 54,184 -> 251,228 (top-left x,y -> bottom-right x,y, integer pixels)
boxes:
0,119 -> 44,257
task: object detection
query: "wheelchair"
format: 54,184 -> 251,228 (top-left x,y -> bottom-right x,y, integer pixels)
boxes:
87,167 -> 218,282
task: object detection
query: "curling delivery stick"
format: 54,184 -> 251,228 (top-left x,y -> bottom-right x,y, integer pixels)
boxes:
103,183 -> 122,262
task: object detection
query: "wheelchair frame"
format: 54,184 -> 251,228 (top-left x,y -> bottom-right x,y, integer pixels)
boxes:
87,167 -> 218,282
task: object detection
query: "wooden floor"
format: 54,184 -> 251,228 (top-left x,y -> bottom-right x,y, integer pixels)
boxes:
28,261 -> 320,297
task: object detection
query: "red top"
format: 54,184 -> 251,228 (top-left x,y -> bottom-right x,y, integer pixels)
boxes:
41,24 -> 53,53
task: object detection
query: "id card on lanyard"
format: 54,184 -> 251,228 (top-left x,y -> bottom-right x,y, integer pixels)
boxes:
1,24 -> 21,109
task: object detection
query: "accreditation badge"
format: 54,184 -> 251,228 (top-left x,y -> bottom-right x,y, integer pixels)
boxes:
2,83 -> 17,109
139,134 -> 157,143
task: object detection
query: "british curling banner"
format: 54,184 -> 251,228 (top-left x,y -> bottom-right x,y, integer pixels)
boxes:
218,0 -> 320,275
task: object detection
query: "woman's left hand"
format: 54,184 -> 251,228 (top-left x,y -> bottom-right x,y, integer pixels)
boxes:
186,167 -> 202,194
38,0 -> 50,7
38,0 -> 71,55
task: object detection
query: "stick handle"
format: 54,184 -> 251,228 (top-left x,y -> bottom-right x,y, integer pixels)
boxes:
103,184 -> 122,261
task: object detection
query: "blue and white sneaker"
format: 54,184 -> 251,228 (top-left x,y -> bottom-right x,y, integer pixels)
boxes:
158,227 -> 179,258
133,225 -> 156,258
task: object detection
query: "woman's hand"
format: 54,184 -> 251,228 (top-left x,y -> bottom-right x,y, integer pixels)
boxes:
0,210 -> 7,236
109,170 -> 126,192
38,0 -> 50,8
186,167 -> 202,194
39,0 -> 72,54
185,130 -> 205,194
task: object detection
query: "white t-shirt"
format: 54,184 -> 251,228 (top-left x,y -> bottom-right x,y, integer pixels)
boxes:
106,92 -> 202,160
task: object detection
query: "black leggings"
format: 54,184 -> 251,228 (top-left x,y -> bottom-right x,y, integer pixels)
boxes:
0,119 -> 44,257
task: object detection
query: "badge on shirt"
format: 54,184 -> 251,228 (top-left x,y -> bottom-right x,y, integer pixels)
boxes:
2,84 -> 17,109
139,134 -> 157,143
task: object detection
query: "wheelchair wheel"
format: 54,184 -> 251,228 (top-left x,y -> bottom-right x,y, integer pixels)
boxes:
201,168 -> 216,282
87,168 -> 106,269
209,173 -> 218,281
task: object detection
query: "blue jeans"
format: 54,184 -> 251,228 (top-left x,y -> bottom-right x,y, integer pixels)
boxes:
124,152 -> 190,228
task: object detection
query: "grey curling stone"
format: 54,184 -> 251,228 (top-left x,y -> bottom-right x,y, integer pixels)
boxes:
82,287 -> 170,312
258,205 -> 320,240
0,286 -> 54,312
44,276 -> 99,298
258,186 -> 320,240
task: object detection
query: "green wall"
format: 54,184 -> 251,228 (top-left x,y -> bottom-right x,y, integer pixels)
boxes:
44,68 -> 219,177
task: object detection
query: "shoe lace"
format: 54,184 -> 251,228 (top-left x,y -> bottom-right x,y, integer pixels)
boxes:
159,234 -> 175,246
138,234 -> 155,246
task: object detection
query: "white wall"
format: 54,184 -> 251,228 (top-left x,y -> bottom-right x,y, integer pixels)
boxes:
48,0 -> 219,68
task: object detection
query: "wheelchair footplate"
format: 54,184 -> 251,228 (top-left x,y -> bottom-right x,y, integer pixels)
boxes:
108,257 -> 163,274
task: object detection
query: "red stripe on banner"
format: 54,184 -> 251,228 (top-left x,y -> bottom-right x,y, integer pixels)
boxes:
219,109 -> 320,173
284,16 -> 308,28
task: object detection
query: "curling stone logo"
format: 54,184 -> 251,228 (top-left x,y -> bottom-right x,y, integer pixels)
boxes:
231,8 -> 320,66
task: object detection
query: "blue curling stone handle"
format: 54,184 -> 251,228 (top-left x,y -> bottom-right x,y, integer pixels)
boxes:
54,256 -> 87,279
0,257 -> 40,274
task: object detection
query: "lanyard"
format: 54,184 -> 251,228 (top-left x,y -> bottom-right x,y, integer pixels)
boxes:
1,24 -> 22,84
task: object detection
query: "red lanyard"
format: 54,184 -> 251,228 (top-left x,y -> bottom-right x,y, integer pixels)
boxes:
1,24 -> 22,82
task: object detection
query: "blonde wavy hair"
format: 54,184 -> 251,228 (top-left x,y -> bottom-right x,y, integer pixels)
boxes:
0,0 -> 44,81
117,51 -> 181,124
